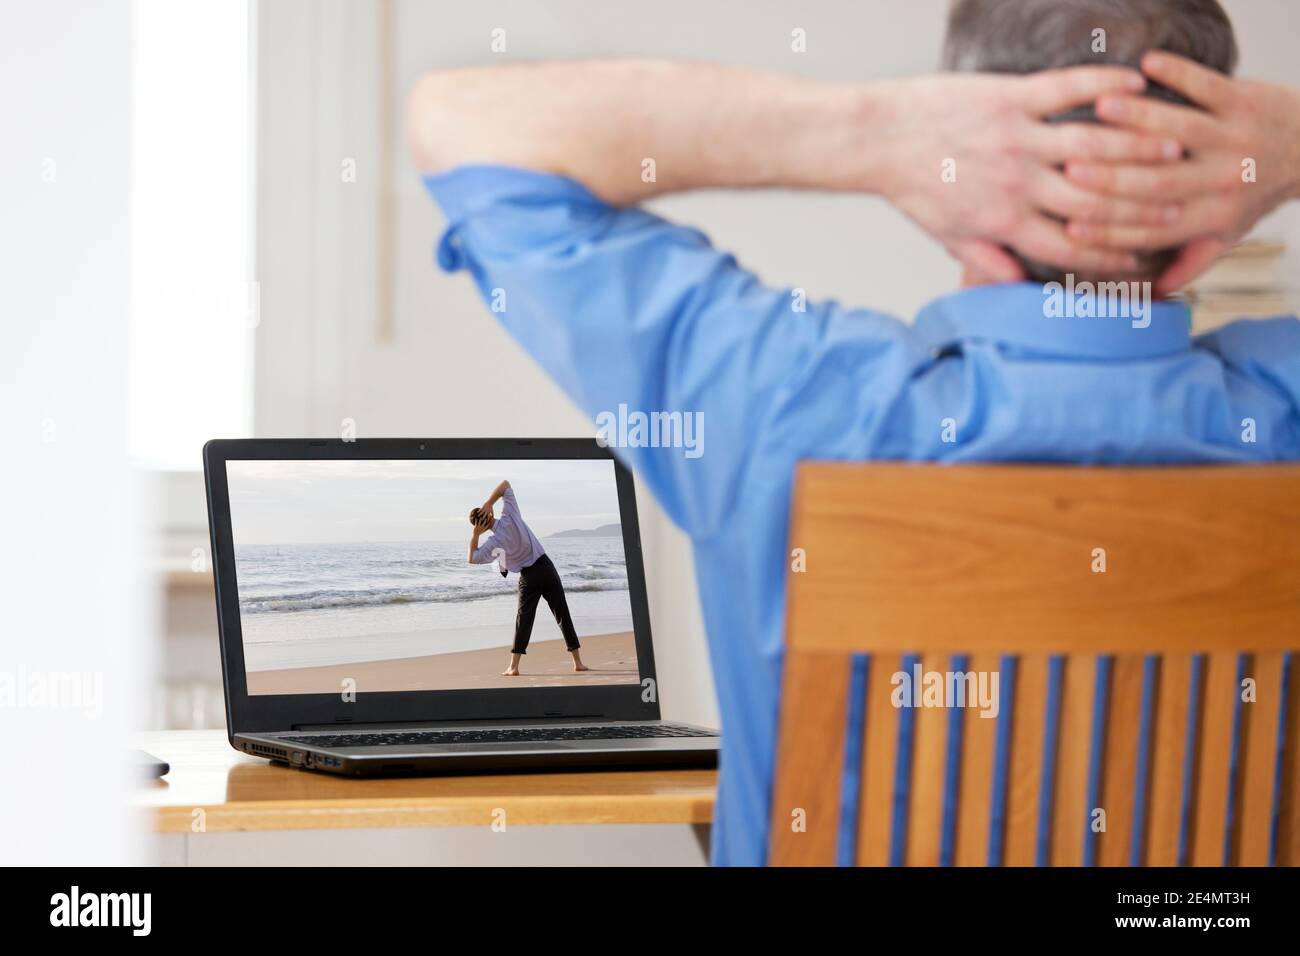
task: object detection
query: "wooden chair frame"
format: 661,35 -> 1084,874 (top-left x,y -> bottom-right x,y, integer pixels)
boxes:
771,464 -> 1300,866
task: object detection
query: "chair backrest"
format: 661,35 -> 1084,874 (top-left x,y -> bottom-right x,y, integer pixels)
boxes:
770,463 -> 1300,866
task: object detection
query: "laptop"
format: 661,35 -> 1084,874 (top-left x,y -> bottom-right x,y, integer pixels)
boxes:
203,437 -> 719,774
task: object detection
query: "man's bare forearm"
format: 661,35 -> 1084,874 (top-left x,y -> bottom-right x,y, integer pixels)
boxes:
485,479 -> 510,507
476,479 -> 509,519
407,59 -> 888,205
409,57 -> 1187,278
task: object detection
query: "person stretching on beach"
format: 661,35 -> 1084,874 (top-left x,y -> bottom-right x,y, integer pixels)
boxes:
467,479 -> 588,676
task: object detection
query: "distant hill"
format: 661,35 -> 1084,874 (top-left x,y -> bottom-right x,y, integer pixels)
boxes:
550,523 -> 622,538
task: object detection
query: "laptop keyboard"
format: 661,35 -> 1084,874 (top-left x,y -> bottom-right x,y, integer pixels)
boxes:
280,724 -> 716,749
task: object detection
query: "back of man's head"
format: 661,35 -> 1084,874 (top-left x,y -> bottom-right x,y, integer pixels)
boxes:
942,0 -> 1238,284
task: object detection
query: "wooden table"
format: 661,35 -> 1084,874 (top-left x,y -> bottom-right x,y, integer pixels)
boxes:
134,731 -> 717,865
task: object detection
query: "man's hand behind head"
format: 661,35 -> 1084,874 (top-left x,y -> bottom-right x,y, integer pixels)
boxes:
1063,51 -> 1300,292
878,67 -> 1186,283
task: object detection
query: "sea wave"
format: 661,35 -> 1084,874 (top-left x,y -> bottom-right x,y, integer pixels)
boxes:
239,577 -> 628,614
567,565 -> 626,580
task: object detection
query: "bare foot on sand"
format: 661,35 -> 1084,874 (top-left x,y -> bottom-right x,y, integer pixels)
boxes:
573,663 -> 589,672
501,666 -> 520,676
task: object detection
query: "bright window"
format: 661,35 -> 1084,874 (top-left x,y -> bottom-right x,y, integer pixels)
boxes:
130,0 -> 254,469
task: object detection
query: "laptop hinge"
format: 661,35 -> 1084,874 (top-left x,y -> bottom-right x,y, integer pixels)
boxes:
290,714 -> 609,732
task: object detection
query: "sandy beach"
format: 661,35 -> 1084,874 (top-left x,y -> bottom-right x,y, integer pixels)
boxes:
247,630 -> 638,695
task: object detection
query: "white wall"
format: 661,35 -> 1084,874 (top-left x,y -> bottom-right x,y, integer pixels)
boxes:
1226,0 -> 1300,284
0,0 -> 151,864
253,0 -> 1300,730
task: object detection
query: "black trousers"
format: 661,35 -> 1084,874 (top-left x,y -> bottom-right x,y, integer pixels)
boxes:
511,553 -> 581,655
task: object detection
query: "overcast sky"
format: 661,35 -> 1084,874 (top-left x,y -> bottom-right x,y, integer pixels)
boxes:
226,458 -> 622,545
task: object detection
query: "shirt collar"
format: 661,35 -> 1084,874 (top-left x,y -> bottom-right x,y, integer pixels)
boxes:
914,282 -> 1193,360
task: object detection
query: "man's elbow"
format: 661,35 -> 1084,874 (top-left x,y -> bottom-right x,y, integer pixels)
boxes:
406,71 -> 482,175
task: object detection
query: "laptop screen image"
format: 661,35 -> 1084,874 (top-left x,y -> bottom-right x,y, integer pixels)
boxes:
224,458 -> 638,697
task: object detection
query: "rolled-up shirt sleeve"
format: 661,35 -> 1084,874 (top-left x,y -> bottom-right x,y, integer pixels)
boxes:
422,164 -> 908,539
469,535 -> 499,565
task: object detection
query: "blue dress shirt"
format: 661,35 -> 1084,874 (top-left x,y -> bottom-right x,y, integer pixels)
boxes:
422,164 -> 1300,866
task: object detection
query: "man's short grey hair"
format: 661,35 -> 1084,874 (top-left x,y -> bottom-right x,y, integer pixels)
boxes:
943,0 -> 1236,76
942,0 -> 1238,283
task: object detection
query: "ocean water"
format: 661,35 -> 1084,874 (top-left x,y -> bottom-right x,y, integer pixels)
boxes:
234,537 -> 635,671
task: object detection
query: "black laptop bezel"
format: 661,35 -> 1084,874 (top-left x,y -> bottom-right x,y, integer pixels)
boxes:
203,438 -> 662,737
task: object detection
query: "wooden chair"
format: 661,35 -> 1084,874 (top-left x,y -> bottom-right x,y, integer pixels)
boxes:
770,463 -> 1300,866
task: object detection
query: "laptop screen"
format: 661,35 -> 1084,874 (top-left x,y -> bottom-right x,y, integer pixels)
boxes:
224,458 -> 639,696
